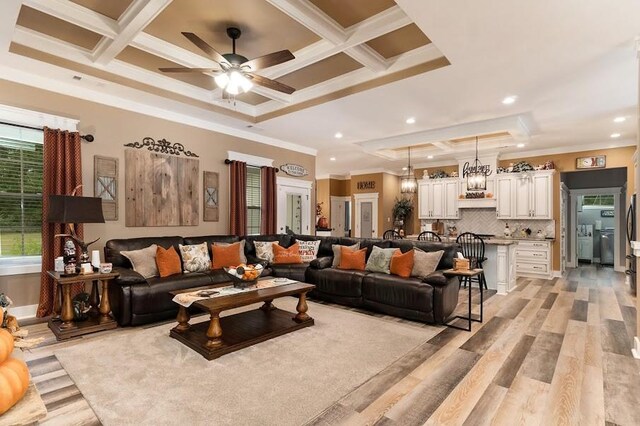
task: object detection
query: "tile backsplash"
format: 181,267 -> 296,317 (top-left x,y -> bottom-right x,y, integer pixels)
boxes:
420,209 -> 555,238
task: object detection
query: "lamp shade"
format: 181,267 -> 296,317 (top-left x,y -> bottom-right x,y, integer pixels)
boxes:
47,195 -> 105,224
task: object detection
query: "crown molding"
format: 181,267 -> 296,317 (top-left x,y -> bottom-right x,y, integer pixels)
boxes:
350,168 -> 401,177
498,140 -> 636,160
315,173 -> 350,180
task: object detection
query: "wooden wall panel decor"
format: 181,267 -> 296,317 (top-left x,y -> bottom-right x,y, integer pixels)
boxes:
94,155 -> 118,221
124,148 -> 199,227
203,171 -> 219,222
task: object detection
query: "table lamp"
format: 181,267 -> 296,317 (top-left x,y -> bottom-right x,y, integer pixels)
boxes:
47,194 -> 105,267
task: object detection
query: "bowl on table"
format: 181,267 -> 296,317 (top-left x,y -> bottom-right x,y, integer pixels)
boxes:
223,263 -> 265,288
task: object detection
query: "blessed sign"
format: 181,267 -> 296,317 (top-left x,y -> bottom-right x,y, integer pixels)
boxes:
357,180 -> 376,190
462,162 -> 492,178
280,163 -> 309,177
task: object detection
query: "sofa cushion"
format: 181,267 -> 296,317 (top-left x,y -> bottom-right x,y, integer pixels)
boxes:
423,271 -> 449,287
294,234 -> 339,258
307,268 -> 366,297
310,256 -> 333,270
365,246 -> 398,274
362,273 -> 434,313
339,247 -> 367,271
244,235 -> 292,260
156,246 -> 182,278
270,263 -> 309,282
390,249 -> 414,278
273,242 -> 303,264
296,239 -> 321,262
390,240 -> 458,270
211,242 -> 243,269
130,272 -> 212,315
412,249 -> 444,278
121,244 -> 158,278
105,236 -> 183,268
183,235 -> 240,246
178,242 -> 211,272
331,242 -> 360,267
356,238 -> 392,259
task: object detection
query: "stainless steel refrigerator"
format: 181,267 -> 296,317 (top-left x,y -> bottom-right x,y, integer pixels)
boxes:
600,228 -> 614,265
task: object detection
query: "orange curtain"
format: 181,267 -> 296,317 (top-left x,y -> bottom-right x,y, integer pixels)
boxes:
261,166 -> 278,234
229,160 -> 247,236
37,128 -> 83,318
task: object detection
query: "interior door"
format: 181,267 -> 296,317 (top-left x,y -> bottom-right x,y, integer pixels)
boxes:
330,197 -> 345,237
560,186 -> 568,273
277,182 -> 311,235
361,202 -> 373,238
286,194 -> 302,234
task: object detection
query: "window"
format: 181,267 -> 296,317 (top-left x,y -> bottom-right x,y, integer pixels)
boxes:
0,123 -> 44,271
246,166 -> 261,235
582,195 -> 614,206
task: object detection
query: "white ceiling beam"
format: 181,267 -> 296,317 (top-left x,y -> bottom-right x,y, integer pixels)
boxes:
12,26 -> 255,116
432,141 -> 455,152
92,0 -> 173,65
0,0 -> 22,54
22,0 -> 118,38
265,0 -> 388,71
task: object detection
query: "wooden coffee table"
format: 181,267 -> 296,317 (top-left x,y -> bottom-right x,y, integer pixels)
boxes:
169,281 -> 315,360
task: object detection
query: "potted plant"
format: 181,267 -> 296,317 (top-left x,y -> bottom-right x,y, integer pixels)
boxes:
392,198 -> 414,229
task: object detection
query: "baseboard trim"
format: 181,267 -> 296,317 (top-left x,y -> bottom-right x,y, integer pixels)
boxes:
8,304 -> 38,321
633,337 -> 640,360
553,270 -> 563,278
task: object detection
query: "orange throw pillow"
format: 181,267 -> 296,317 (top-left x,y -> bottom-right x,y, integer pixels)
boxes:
212,242 -> 242,269
339,247 -> 367,271
156,246 -> 182,277
273,242 -> 303,264
390,249 -> 414,278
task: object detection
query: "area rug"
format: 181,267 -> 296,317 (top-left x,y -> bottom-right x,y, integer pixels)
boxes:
55,299 -> 440,425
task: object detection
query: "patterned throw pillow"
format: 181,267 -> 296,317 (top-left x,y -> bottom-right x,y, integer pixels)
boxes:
331,243 -> 360,268
297,240 -> 320,263
273,242 -> 303,264
254,241 -> 276,263
178,242 -> 211,273
121,244 -> 158,278
411,249 -> 444,278
365,246 -> 399,274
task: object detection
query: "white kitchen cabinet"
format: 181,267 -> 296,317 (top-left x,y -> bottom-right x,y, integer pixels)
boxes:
577,236 -> 593,262
496,175 -> 514,219
496,170 -> 554,220
515,240 -> 553,279
418,178 -> 458,219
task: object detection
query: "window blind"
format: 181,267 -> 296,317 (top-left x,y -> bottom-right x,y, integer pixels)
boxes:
246,166 -> 261,235
0,124 -> 44,258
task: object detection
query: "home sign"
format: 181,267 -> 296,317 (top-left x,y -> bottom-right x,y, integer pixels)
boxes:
280,163 -> 309,177
357,180 -> 376,190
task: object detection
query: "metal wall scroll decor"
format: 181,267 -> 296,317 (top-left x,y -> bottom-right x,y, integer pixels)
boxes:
123,137 -> 199,158
280,163 -> 308,177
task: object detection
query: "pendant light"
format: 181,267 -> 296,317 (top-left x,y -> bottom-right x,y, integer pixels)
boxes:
466,136 -> 487,191
400,146 -> 417,194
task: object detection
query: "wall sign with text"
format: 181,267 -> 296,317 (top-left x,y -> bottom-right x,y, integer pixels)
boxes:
357,180 -> 376,190
280,163 -> 309,177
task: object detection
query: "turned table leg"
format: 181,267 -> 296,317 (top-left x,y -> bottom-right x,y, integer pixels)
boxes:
99,279 -> 112,320
294,292 -> 310,323
89,280 -> 100,315
260,299 -> 275,312
53,283 -> 62,318
205,312 -> 223,349
60,284 -> 74,329
175,306 -> 191,332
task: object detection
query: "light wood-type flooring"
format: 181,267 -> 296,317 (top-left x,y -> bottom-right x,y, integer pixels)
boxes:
19,265 -> 640,425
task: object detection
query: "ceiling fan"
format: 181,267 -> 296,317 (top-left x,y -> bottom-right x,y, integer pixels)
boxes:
159,27 -> 296,96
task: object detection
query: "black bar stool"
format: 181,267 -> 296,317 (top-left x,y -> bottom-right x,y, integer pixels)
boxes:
382,229 -> 402,240
417,231 -> 441,242
455,232 -> 488,290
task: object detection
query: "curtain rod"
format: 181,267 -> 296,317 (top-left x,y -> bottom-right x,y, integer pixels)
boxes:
224,159 -> 279,171
0,121 -> 95,142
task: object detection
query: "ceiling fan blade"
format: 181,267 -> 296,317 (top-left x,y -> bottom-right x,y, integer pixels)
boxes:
248,73 -> 295,95
159,67 -> 219,73
181,32 -> 228,65
243,50 -> 295,71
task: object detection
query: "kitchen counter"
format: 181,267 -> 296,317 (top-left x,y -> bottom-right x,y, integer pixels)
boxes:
406,235 -> 518,245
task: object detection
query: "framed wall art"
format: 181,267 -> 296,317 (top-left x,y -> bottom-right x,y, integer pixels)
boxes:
203,171 -> 219,222
576,155 -> 606,169
94,155 -> 118,221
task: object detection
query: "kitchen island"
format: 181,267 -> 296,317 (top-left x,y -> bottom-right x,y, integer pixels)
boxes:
407,235 -> 518,294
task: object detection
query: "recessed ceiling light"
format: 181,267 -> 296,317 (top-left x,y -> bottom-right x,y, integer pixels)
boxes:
334,132 -> 343,139
427,155 -> 434,159
610,133 -> 621,138
402,166 -> 408,171
516,143 -> 525,148
614,116 -> 626,123
502,96 -> 517,105
329,157 -> 336,161
406,117 -> 416,124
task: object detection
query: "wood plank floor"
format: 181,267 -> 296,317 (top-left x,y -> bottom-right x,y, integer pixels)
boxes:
19,265 -> 640,425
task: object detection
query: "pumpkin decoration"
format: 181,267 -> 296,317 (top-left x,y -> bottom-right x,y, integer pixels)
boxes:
0,329 -> 13,364
0,308 -> 3,325
0,357 -> 30,414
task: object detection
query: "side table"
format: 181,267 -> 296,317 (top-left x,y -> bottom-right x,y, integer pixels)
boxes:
47,271 -> 119,340
442,268 -> 484,331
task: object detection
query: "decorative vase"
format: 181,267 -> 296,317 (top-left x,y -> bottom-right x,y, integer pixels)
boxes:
318,216 -> 329,229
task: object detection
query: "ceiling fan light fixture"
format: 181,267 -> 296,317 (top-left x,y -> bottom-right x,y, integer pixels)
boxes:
215,73 -> 230,89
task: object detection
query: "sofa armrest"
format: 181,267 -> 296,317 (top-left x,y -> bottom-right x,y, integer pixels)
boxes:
422,271 -> 449,287
310,256 -> 333,269
112,266 -> 147,285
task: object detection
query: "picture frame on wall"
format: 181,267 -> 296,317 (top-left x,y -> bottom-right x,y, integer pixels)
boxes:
576,155 -> 606,169
203,171 -> 219,222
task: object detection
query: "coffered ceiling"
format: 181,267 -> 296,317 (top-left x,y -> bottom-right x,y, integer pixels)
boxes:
0,1 -> 639,174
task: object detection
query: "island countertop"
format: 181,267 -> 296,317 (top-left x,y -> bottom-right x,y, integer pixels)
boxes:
405,235 -> 554,245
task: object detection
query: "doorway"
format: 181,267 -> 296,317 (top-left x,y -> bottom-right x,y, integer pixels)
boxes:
354,193 -> 378,238
330,196 -> 351,237
277,177 -> 311,235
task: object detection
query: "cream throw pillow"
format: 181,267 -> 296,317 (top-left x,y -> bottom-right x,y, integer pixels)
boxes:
121,244 -> 158,279
331,243 -> 360,268
411,249 -> 444,278
365,246 -> 398,274
254,241 -> 276,263
178,242 -> 211,273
